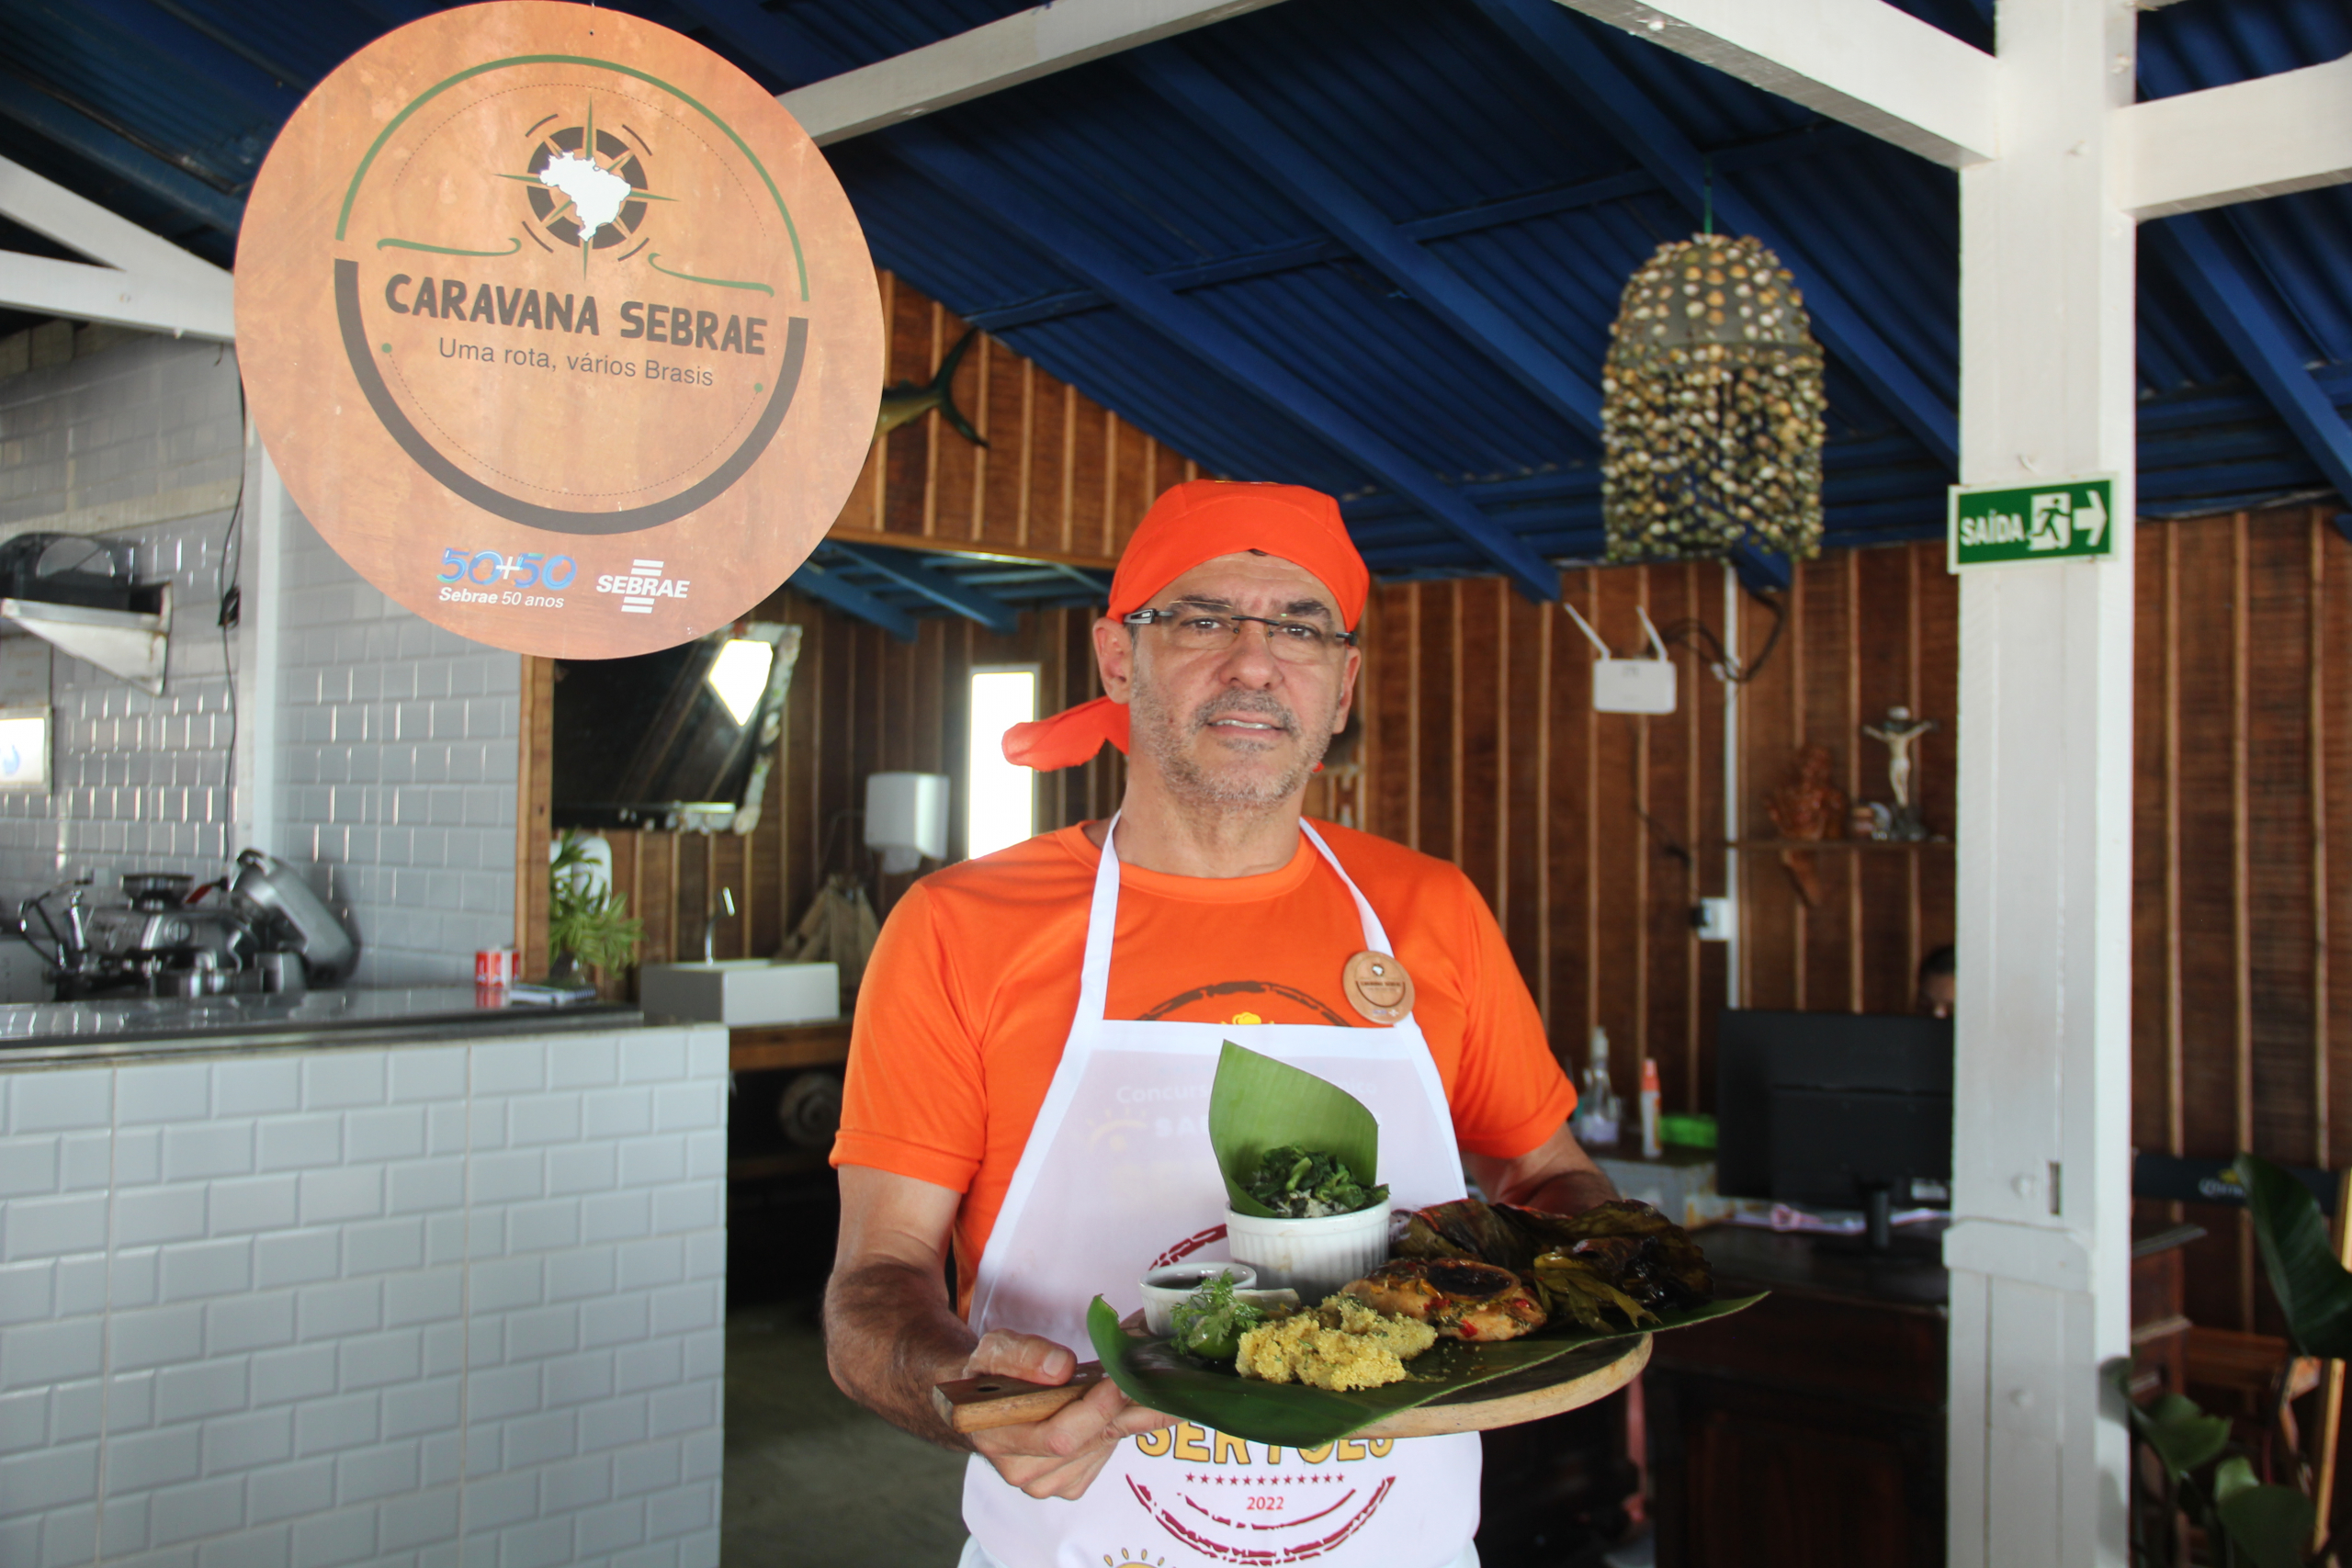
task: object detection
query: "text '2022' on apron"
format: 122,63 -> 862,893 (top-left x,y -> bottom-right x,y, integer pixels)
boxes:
960,818 -> 1481,1568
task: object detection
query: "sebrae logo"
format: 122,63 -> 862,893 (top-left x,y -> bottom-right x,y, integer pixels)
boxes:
233,2 -> 882,660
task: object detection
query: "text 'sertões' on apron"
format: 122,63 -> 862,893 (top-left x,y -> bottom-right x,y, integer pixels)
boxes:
960,819 -> 1480,1568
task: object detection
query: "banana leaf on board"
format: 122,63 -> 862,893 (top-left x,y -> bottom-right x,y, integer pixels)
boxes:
1084,1291 -> 1766,1449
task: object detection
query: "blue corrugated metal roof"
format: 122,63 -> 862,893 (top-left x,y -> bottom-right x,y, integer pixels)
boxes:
2,0 -> 2347,604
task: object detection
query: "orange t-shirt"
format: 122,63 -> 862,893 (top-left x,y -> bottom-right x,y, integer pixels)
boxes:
831,821 -> 1576,1309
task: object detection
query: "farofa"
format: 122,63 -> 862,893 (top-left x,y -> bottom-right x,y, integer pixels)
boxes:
1233,1295 -> 1439,1391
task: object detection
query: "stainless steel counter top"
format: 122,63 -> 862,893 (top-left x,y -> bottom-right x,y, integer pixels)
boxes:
0,987 -> 643,1066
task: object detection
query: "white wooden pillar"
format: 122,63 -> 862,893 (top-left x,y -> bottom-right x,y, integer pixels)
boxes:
1945,1 -> 2138,1562
233,418 -> 285,860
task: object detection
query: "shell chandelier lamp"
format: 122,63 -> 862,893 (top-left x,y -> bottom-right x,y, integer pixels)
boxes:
1601,231 -> 1826,564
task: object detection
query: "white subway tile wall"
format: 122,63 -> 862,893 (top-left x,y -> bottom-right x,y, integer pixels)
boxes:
0,1024 -> 728,1568
0,333 -> 521,986
0,333 -> 244,532
0,336 -> 247,901
277,506 -> 520,985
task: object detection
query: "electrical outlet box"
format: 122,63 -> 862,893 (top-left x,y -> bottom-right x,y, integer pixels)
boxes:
1593,658 -> 1678,715
1694,897 -> 1735,942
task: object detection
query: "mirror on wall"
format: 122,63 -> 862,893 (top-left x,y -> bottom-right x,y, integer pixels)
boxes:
550,622 -> 800,833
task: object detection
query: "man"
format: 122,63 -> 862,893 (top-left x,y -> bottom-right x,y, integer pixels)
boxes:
826,479 -> 1611,1568
1917,945 -> 1955,1019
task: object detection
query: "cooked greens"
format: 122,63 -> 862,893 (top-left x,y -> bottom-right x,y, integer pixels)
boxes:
1170,1272 -> 1267,1364
1209,1043 -> 1382,1219
1244,1145 -> 1388,1218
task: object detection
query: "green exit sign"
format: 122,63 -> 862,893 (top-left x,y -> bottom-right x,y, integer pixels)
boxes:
1947,475 -> 2118,570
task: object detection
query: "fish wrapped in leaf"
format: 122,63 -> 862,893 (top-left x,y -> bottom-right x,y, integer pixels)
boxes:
1396,1199 -> 1535,1271
1529,1251 -> 1658,1333
1532,1200 -> 1715,1309
1397,1196 -> 1716,1331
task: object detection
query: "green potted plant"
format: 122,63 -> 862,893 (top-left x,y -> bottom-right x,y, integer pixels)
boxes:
2123,1155 -> 2346,1566
548,830 -> 642,985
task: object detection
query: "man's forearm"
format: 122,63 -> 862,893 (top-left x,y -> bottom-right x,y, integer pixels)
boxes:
823,1258 -> 980,1450
1518,1164 -> 1618,1215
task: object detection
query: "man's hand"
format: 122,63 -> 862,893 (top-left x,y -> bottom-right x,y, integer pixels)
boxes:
961,1331 -> 1177,1499
824,1167 -> 1173,1501
1465,1120 -> 1616,1215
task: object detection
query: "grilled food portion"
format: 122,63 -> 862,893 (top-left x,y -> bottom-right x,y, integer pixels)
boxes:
1342,1258 -> 1546,1343
1396,1197 -> 1715,1334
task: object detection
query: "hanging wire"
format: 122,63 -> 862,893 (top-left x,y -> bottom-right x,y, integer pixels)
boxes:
217,369 -> 247,813
1655,586 -> 1788,686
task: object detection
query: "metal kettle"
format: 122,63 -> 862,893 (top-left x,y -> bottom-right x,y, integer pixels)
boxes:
228,850 -> 361,984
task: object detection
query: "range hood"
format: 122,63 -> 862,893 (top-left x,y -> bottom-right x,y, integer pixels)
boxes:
0,534 -> 172,695
3,587 -> 171,695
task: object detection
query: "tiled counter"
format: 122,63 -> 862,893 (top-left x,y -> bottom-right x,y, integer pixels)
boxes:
0,1018 -> 729,1568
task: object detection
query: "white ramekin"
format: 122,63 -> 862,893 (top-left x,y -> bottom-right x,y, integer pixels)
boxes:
1138,1262 -> 1258,1336
1222,1204 -> 1390,1301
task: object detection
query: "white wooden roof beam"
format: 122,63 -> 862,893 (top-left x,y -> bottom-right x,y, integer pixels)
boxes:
2120,52 -> 2352,220
0,152 -> 233,338
0,253 -> 234,341
1550,0 -> 1999,167
781,0 -> 1288,145
0,153 -> 228,283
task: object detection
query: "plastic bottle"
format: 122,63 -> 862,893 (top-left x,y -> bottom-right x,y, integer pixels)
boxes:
1639,1056 -> 1663,1158
1573,1026 -> 1621,1150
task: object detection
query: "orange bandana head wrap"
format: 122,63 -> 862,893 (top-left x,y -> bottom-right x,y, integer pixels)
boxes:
1001,479 -> 1368,771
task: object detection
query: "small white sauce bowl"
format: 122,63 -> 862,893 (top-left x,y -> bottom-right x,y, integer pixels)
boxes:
1223,1204 -> 1391,1300
1138,1262 -> 1257,1337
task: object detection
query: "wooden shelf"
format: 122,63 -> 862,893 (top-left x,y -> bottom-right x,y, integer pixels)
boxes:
729,1020 -> 852,1073
1727,839 -> 1955,851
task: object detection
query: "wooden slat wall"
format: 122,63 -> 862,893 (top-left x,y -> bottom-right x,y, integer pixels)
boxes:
1363,512 -> 2350,1332
1736,543 -> 1961,1018
2133,505 -> 2352,1336
825,271 -> 1199,568
1360,563 -> 1736,1122
1361,542 -> 1951,1117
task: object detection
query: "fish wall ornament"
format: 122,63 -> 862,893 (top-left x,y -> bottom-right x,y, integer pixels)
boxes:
875,325 -> 989,447
1600,233 -> 1826,563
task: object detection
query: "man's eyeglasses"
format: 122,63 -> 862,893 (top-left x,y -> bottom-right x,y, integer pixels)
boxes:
1122,604 -> 1357,662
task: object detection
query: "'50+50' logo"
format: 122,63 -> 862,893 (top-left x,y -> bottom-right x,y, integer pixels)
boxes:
436,549 -> 580,590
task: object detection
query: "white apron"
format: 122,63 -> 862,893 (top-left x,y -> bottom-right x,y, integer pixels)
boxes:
960,818 -> 1483,1568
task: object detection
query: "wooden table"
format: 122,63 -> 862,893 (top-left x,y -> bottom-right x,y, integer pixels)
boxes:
733,1024 -> 855,1184
729,1020 -> 852,1074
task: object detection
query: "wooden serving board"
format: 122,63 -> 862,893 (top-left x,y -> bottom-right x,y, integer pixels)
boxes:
933,1330 -> 1648,1438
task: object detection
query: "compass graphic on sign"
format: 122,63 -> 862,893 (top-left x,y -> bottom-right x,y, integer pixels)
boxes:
503,106 -> 669,273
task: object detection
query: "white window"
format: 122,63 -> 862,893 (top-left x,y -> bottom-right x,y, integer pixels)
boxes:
0,706 -> 50,791
966,667 -> 1038,859
705,637 -> 775,726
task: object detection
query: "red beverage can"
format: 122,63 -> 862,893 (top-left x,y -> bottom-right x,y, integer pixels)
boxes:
474,947 -> 518,987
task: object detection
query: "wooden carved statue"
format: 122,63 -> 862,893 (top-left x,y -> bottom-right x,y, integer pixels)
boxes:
1767,744 -> 1848,841
1766,743 -> 1846,908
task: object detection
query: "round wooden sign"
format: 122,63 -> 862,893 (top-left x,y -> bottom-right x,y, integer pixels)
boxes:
234,1 -> 883,658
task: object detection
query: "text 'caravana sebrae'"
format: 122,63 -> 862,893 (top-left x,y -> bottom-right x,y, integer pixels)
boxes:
380,275 -> 771,354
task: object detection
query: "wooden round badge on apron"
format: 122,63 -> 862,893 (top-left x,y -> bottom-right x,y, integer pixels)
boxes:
1342,950 -> 1414,1024
234,1 -> 883,659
